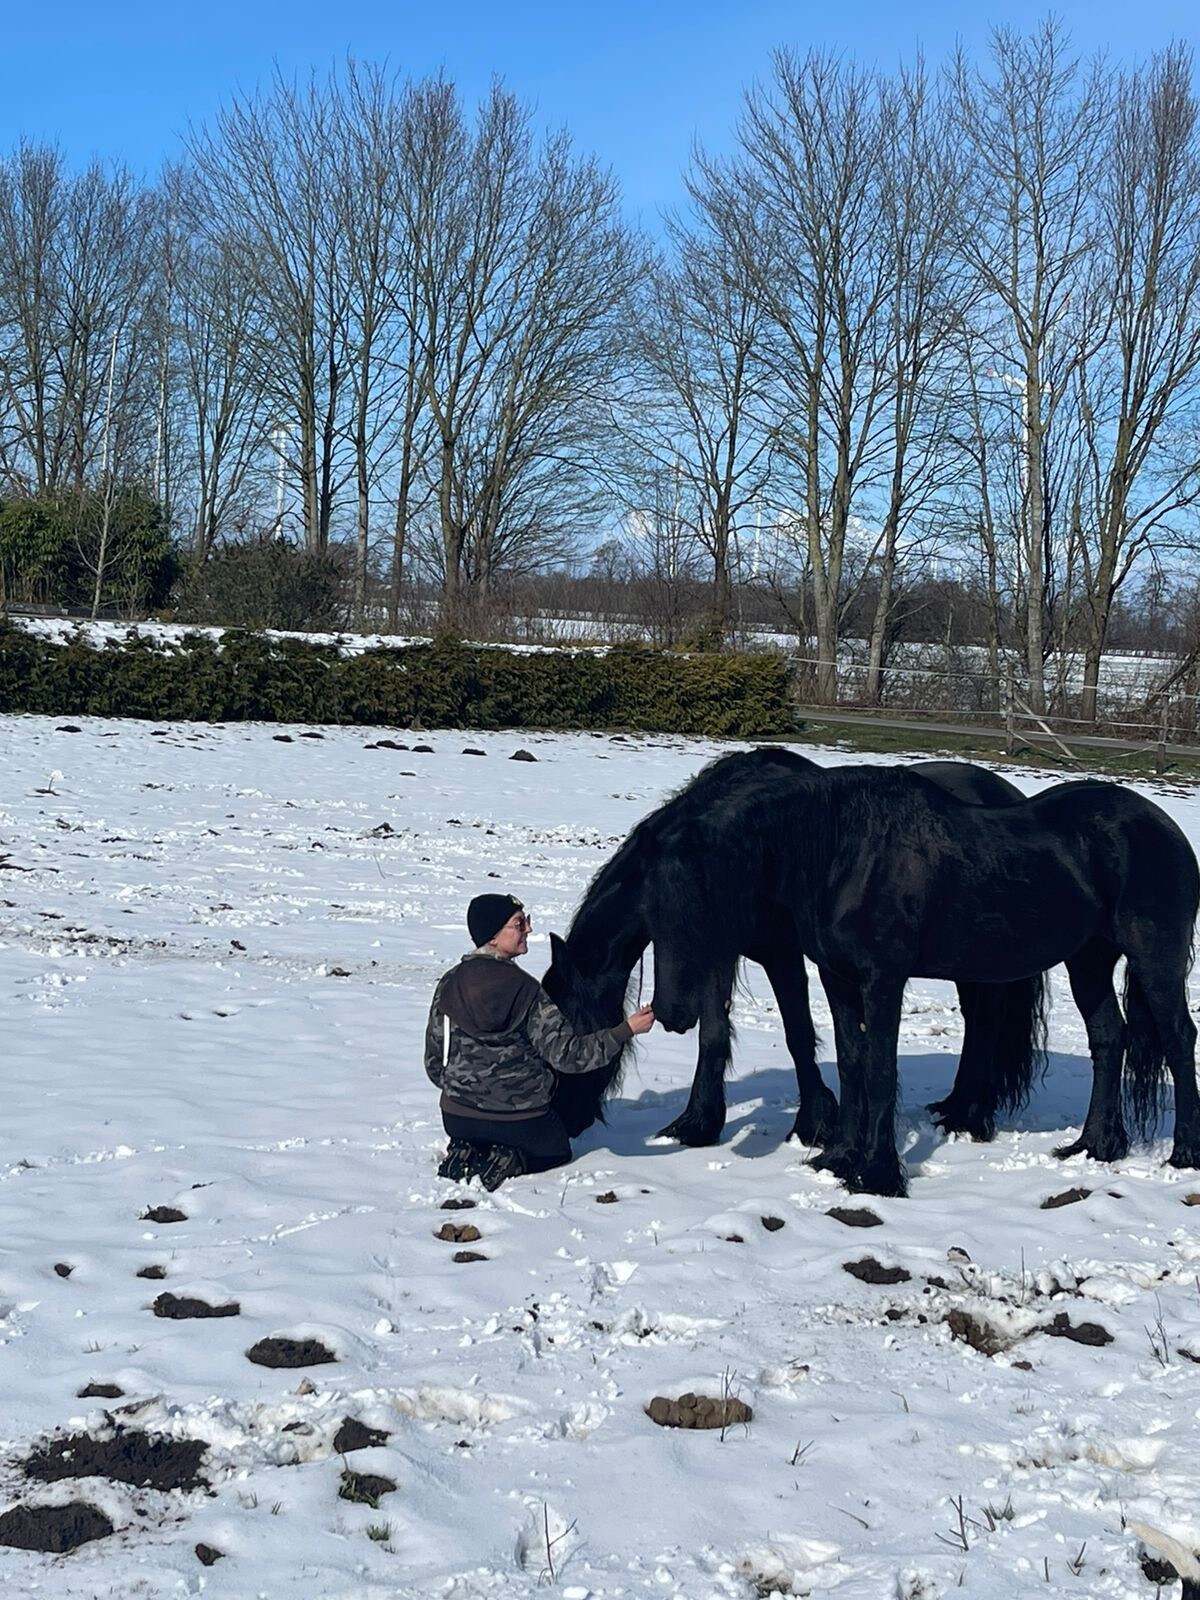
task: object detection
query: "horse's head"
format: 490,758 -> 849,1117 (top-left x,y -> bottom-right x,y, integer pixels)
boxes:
543,931 -> 637,1137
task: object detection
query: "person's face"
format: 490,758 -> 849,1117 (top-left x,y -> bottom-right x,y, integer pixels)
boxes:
490,909 -> 531,958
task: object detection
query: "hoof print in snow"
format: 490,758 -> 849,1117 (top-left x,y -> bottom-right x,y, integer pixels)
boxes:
196,1543 -> 225,1566
645,1393 -> 752,1430
411,743 -> 434,754
944,1310 -> 1011,1356
152,1292 -> 240,1320
338,1470 -> 396,1505
272,734 -> 294,742
595,1191 -> 619,1204
137,1265 -> 166,1280
462,747 -> 487,756
452,1249 -> 488,1264
439,1197 -> 477,1211
55,725 -> 82,734
760,1216 -> 786,1232
843,1257 -> 911,1286
53,1262 -> 73,1278
246,1336 -> 337,1369
0,1501 -> 113,1553
299,730 -> 324,739
1040,1187 -> 1092,1209
510,749 -> 537,761
434,1222 -> 481,1243
827,1206 -> 883,1228
1042,1311 -> 1112,1346
141,1206 -> 187,1224
24,1431 -> 208,1491
332,1418 -> 391,1453
76,1382 -> 124,1399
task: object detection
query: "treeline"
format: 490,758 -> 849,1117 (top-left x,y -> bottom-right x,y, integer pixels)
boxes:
2,24 -> 1200,716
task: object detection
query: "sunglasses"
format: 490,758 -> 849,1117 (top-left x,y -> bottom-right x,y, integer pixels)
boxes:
505,912 -> 533,932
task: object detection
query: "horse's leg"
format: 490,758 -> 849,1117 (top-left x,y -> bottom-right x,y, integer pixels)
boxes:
1055,939 -> 1128,1162
808,967 -> 867,1183
751,943 -> 839,1146
1124,957 -> 1200,1170
929,982 -> 997,1141
656,957 -> 738,1146
850,974 -> 908,1198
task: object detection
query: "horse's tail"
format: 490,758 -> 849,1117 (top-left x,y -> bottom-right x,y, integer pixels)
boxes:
1123,968 -> 1166,1142
989,973 -> 1049,1113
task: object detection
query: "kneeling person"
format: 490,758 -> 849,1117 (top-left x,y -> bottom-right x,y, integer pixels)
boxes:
425,893 -> 653,1189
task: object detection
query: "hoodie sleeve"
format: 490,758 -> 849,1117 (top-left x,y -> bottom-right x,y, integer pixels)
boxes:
525,990 -> 633,1076
424,977 -> 449,1088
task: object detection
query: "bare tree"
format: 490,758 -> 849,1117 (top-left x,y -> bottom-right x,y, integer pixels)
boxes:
714,52 -> 899,699
949,23 -> 1112,712
1071,44 -> 1200,721
187,72 -> 355,555
625,208 -> 771,639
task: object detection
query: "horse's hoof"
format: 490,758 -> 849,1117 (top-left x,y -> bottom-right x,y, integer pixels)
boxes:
930,1105 -> 995,1141
1168,1143 -> 1200,1170
809,1146 -> 855,1181
847,1162 -> 908,1199
656,1115 -> 723,1147
1053,1132 -> 1129,1163
789,1110 -> 838,1147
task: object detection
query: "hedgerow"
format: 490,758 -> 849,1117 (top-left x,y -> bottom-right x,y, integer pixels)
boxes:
0,626 -> 794,738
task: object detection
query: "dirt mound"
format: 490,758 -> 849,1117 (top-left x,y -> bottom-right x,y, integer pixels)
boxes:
760,1215 -> 785,1232
645,1392 -> 753,1430
24,1429 -> 208,1491
53,1262 -> 73,1278
338,1469 -> 396,1505
152,1292 -> 240,1319
333,1418 -> 391,1453
595,1191 -> 619,1204
76,1382 -> 124,1399
1042,1312 -> 1113,1346
141,1206 -> 187,1224
196,1542 -> 225,1565
434,1223 -> 481,1243
1040,1187 -> 1092,1209
245,1336 -> 337,1368
843,1257 -> 911,1285
945,1310 -> 1012,1356
439,1197 -> 477,1211
827,1206 -> 883,1228
0,1501 -> 113,1553
137,1265 -> 166,1280
453,1249 -> 488,1263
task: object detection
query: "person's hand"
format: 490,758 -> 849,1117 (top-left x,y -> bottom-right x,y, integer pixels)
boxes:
627,1004 -> 655,1036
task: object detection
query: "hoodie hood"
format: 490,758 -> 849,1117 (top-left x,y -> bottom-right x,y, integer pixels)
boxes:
441,951 -> 540,1039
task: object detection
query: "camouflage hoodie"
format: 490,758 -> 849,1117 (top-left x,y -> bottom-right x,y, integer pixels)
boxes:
424,948 -> 631,1119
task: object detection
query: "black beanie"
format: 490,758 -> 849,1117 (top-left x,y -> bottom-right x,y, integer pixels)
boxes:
467,892 -> 525,947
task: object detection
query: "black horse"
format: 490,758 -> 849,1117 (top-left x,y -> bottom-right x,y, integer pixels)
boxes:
545,749 -> 1046,1150
639,765 -> 1199,1195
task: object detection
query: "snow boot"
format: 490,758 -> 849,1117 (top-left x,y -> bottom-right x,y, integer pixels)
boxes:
438,1138 -> 486,1182
477,1143 -> 529,1191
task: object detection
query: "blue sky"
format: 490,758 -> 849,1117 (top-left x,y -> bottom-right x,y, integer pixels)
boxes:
3,0 -> 1197,222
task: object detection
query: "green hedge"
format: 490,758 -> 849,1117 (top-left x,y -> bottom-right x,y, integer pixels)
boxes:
0,626 -> 794,738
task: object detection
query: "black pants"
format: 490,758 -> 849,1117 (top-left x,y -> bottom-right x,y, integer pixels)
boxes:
442,1108 -> 572,1174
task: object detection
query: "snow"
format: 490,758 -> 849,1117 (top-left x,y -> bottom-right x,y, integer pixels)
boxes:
1,714 -> 1199,1597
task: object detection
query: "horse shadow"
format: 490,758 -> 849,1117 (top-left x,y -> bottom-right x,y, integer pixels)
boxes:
574,1047 -> 1120,1167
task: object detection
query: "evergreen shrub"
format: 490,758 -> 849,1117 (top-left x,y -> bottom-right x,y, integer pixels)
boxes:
0,626 -> 793,738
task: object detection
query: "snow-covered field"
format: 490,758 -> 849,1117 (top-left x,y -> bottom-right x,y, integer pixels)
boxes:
1,716 -> 1199,1599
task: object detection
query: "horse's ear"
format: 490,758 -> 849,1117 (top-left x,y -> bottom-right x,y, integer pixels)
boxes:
548,931 -> 570,967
